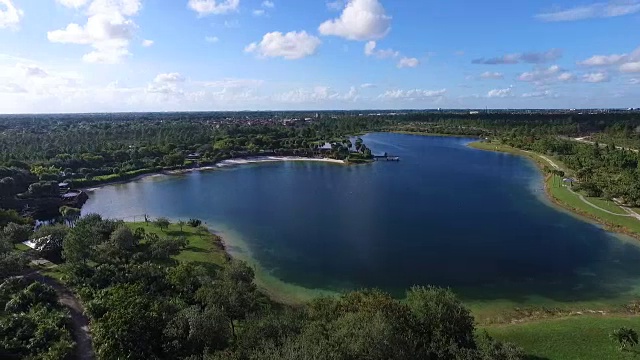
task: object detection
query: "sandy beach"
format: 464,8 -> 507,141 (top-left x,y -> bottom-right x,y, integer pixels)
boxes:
84,156 -> 345,190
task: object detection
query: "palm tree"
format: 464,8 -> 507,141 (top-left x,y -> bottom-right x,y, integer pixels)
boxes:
610,327 -> 639,351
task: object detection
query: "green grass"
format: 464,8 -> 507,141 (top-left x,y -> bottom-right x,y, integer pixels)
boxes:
486,315 -> 640,360
588,197 -> 629,215
14,243 -> 30,251
125,222 -> 228,272
547,176 -> 640,235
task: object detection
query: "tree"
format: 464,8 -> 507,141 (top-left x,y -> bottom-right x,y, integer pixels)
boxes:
154,217 -> 171,232
188,219 -> 202,227
1,222 -> 32,244
59,206 -> 81,226
177,220 -> 186,232
610,327 -> 639,351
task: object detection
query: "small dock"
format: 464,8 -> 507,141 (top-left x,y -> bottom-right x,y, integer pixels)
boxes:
373,155 -> 400,161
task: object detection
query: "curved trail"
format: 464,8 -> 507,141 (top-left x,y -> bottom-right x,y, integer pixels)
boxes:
565,187 -> 633,217
25,272 -> 95,360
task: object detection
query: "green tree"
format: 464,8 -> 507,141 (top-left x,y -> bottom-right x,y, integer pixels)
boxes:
154,217 -> 171,232
177,220 -> 186,232
1,222 -> 32,244
32,224 -> 68,262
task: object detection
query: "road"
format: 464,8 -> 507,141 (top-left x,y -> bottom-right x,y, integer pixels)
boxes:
25,272 -> 95,360
572,137 -> 639,153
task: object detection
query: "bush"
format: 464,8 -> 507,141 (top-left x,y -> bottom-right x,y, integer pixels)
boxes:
188,219 -> 202,228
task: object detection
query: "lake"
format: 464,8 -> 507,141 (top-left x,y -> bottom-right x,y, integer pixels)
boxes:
82,133 -> 640,307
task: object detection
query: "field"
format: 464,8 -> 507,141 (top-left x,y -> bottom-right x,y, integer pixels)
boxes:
486,316 -> 640,360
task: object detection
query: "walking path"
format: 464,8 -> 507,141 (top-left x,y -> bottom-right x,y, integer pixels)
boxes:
565,187 -> 633,217
24,271 -> 95,360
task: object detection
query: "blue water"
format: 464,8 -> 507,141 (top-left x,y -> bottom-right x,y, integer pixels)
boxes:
82,133 -> 640,303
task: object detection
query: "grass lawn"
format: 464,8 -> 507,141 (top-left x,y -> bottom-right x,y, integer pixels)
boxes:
126,222 -> 228,273
547,175 -> 640,235
14,243 -> 30,251
486,315 -> 640,360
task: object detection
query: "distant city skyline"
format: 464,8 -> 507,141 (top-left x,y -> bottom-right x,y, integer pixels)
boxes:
0,0 -> 639,113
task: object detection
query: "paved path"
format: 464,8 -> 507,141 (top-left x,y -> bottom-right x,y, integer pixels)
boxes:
622,207 -> 640,221
571,137 -> 639,153
25,272 -> 95,360
565,187 -> 633,217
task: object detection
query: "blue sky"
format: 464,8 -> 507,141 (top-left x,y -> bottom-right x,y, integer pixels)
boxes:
0,0 -> 639,113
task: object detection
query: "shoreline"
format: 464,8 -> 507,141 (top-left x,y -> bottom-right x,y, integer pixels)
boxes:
82,156 -> 346,191
467,140 -> 640,241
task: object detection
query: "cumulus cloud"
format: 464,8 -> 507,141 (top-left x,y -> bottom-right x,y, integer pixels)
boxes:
522,90 -> 554,98
364,41 -> 398,58
558,72 -> 576,82
142,39 -> 154,47
319,0 -> 391,41
380,89 -> 446,100
473,49 -> 562,65
273,86 -> 358,103
47,0 -> 142,64
579,53 -> 629,66
629,78 -> 640,85
154,73 -> 185,83
582,72 -> 610,83
0,83 -> 27,93
487,87 -> 513,98
205,36 -> 219,43
202,78 -> 263,88
57,0 -> 89,8
397,57 -> 419,68
621,61 -> 640,73
262,0 -> 274,8
0,0 -> 23,29
479,71 -> 503,80
245,31 -> 321,60
188,0 -> 240,16
518,65 -> 561,82
360,83 -> 376,88
252,9 -> 265,16
535,1 -> 640,22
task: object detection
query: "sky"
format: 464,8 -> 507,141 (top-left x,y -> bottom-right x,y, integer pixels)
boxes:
0,0 -> 639,113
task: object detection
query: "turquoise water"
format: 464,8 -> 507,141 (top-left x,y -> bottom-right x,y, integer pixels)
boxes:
82,133 -> 640,304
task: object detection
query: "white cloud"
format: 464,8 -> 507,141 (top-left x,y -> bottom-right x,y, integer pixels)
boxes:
0,0 -> 23,29
262,0 -> 274,8
479,71 -> 503,80
273,86 -> 358,103
252,9 -> 265,16
582,72 -> 610,83
188,0 -> 240,16
57,0 -> 89,8
397,57 -> 419,68
154,73 -> 185,83
202,78 -> 263,88
364,41 -> 398,58
326,0 -> 344,10
142,39 -> 154,47
536,1 -> 640,22
558,72 -> 576,82
360,83 -> 376,88
319,0 -> 391,41
0,83 -> 27,93
205,36 -> 219,43
245,31 -> 321,60
487,87 -> 513,98
517,65 -> 561,82
629,78 -> 640,85
380,89 -> 446,100
19,64 -> 49,78
473,49 -> 562,65
621,61 -> 640,73
47,0 -> 142,64
522,90 -> 554,98
579,53 -> 629,66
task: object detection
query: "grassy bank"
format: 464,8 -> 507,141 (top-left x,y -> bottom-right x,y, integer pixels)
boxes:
486,315 -> 640,360
469,140 -> 640,238
125,222 -> 229,272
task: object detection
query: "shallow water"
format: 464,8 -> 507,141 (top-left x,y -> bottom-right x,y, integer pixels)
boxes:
82,133 -> 640,304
